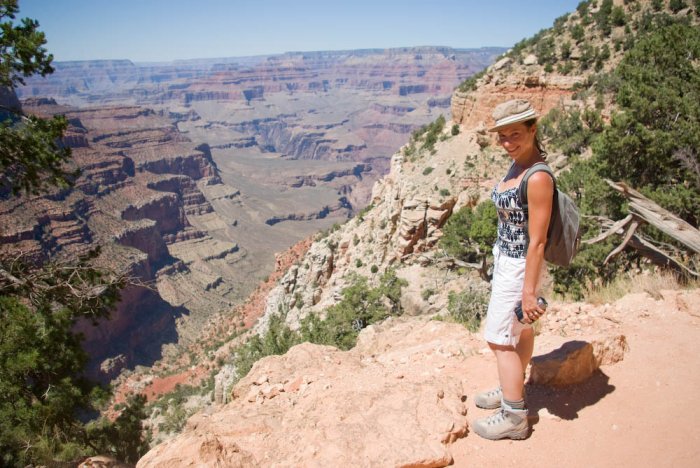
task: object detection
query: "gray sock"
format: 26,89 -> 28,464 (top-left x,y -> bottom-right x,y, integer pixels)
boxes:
504,398 -> 526,410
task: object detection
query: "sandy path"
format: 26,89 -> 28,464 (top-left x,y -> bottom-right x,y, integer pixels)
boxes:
450,293 -> 700,467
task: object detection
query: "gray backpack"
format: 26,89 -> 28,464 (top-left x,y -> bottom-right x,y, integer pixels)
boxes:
519,162 -> 581,267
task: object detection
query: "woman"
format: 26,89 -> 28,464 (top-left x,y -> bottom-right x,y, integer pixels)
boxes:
471,99 -> 553,440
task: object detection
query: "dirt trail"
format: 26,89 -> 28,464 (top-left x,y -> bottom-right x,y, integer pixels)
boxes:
450,290 -> 700,467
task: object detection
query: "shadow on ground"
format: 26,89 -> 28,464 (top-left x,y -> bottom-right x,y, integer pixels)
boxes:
526,369 -> 616,422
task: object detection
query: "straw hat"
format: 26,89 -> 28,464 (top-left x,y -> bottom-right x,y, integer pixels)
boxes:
488,99 -> 538,132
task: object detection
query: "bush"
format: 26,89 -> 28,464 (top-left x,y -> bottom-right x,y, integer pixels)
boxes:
440,201 -> 497,264
560,41 -> 572,59
611,6 -> 626,26
535,36 -> 557,65
87,395 -> 150,463
451,124 -> 460,136
233,271 -> 408,379
457,70 -> 486,92
234,309 -> 300,378
594,20 -> 700,224
423,166 -> 434,175
670,0 -> 687,13
539,107 -> 602,157
421,288 -> 436,301
447,288 -> 489,332
299,270 -> 407,350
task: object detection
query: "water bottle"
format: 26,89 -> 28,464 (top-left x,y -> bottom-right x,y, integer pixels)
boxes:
514,297 -> 548,324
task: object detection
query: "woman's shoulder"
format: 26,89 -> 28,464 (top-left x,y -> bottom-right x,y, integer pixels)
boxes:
525,170 -> 555,201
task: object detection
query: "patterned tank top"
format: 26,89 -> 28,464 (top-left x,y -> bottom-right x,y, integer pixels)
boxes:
491,176 -> 529,259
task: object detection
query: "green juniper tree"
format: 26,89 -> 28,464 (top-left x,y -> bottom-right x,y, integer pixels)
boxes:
0,1 -> 146,465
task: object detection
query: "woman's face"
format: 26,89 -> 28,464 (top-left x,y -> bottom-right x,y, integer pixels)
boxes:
496,122 -> 537,161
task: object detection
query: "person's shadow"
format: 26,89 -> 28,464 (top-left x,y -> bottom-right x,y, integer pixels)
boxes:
525,340 -> 617,423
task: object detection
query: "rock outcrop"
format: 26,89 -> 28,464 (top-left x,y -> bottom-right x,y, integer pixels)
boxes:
138,318 -> 477,468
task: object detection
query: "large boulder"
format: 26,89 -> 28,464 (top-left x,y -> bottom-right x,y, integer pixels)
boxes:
529,334 -> 628,386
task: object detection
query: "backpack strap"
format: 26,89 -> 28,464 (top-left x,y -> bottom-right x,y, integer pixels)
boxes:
518,162 -> 557,243
518,162 -> 556,211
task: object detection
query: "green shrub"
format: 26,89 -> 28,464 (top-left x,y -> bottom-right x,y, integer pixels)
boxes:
421,288 -> 436,301
560,41 -> 572,59
594,20 -> 700,224
439,188 -> 450,197
233,271 -> 407,377
299,271 -> 407,350
571,24 -> 585,42
457,69 -> 486,92
611,6 -> 626,26
451,124 -> 460,136
670,0 -> 687,13
356,203 -> 374,222
423,166 -> 434,175
447,288 -> 488,332
577,0 -> 590,16
539,107 -> 602,157
370,265 -> 379,274
440,201 -> 497,264
535,36 -> 557,65
234,309 -> 301,378
87,395 -> 150,463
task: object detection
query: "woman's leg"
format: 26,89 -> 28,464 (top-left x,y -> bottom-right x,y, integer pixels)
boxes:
516,327 -> 534,378
488,327 -> 534,401
489,342 -> 524,402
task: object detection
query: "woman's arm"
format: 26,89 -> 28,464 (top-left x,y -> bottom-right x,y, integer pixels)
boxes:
521,171 -> 554,323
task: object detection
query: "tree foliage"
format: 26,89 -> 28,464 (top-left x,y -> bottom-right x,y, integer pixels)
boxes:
0,0 -> 53,88
0,1 -> 145,464
544,16 -> 700,297
0,0 -> 76,196
234,270 -> 407,379
594,19 -> 700,225
439,200 -> 497,263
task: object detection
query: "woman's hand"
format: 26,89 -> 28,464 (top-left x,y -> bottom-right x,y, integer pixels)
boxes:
521,292 -> 545,323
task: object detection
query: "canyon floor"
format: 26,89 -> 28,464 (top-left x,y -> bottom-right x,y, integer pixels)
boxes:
137,287 -> 700,467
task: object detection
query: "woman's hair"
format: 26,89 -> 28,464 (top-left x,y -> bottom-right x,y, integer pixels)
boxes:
523,118 -> 547,158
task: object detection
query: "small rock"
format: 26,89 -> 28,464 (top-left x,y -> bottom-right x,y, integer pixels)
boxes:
255,374 -> 269,386
539,408 -> 561,421
523,54 -> 538,65
493,56 -> 512,71
284,375 -> 304,393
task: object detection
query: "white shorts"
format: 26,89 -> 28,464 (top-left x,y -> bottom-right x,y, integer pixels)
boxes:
483,246 -> 542,347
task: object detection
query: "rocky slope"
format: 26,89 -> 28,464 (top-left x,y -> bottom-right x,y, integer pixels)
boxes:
138,287 -> 700,467
134,1 -> 700,465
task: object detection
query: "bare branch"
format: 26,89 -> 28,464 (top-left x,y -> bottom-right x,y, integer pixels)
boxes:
606,179 -> 700,254
584,214 -> 634,245
604,220 -> 639,264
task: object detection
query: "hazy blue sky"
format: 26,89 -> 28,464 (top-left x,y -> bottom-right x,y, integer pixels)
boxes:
19,0 -> 581,62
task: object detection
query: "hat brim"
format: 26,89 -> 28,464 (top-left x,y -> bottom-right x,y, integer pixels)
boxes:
488,109 -> 538,132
